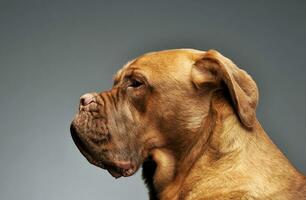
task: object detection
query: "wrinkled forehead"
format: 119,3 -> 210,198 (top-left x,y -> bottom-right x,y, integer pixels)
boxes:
113,49 -> 204,85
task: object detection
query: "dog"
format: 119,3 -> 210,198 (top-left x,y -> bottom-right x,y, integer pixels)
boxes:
70,49 -> 306,200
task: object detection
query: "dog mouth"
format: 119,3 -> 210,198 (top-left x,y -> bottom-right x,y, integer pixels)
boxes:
70,123 -> 138,178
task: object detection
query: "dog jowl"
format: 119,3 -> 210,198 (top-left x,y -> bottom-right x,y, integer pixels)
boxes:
70,87 -> 146,178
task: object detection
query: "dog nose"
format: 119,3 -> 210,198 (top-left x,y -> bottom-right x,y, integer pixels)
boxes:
80,93 -> 95,106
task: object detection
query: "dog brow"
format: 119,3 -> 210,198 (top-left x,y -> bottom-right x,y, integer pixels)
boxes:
113,59 -> 137,86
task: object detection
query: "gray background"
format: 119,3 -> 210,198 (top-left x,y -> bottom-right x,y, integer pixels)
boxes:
0,0 -> 305,199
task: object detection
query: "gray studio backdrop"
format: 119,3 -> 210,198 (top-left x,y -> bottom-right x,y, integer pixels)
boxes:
0,1 -> 305,199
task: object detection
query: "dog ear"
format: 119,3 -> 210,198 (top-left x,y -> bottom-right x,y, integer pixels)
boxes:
191,50 -> 259,128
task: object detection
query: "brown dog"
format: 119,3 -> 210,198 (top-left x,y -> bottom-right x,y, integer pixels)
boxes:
70,49 -> 306,200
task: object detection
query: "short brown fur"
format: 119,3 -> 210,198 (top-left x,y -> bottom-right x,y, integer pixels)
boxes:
71,49 -> 306,200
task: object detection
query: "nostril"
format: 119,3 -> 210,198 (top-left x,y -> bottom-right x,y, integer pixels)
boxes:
80,93 -> 95,106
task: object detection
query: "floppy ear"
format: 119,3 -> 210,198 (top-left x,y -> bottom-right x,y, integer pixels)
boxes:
191,50 -> 259,128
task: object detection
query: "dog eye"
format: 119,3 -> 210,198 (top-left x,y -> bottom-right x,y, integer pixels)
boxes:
128,79 -> 144,88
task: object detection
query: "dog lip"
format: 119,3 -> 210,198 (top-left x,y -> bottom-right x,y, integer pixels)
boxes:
70,124 -> 90,155
107,168 -> 122,178
70,123 -> 106,169
103,160 -> 137,178
70,124 -> 138,178
122,168 -> 137,177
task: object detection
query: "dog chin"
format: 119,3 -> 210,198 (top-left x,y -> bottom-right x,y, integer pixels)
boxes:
106,165 -> 137,178
102,160 -> 138,178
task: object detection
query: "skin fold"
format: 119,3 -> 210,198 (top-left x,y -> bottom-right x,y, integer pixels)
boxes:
70,49 -> 306,200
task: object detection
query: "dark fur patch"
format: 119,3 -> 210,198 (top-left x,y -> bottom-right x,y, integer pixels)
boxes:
142,156 -> 158,200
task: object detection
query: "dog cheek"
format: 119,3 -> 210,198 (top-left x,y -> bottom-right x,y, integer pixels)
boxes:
127,92 -> 147,113
132,98 -> 147,113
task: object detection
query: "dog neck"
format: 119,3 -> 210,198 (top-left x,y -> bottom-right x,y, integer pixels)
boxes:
142,90 -> 231,199
142,90 -> 303,200
142,148 -> 176,200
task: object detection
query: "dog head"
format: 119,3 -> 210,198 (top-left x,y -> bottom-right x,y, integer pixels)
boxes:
70,49 -> 258,178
